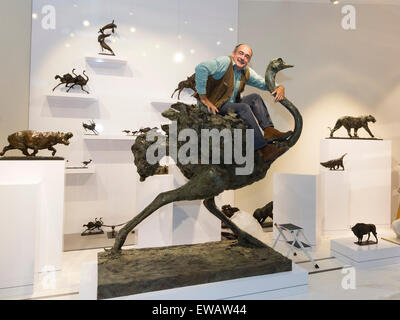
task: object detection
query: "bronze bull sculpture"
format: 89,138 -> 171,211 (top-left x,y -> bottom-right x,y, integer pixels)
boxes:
0,130 -> 73,157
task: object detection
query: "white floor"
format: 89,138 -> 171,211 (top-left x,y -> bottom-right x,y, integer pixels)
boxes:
3,231 -> 400,300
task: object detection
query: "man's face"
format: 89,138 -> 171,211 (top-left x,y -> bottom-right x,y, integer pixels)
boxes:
232,45 -> 252,70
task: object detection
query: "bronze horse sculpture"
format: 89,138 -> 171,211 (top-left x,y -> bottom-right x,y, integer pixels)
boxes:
109,58 -> 302,255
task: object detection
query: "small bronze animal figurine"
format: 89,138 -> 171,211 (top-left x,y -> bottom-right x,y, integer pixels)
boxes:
82,120 -> 98,135
98,31 -> 115,56
99,20 -> 117,34
328,115 -> 376,138
351,223 -> 378,245
320,153 -> 347,171
171,73 -> 197,100
0,130 -> 73,157
52,69 -> 75,92
82,159 -> 92,167
67,70 -> 89,94
221,204 -> 240,218
253,201 -> 273,225
82,218 -> 104,235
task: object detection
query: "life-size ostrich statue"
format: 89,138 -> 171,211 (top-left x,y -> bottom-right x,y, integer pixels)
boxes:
109,58 -> 302,255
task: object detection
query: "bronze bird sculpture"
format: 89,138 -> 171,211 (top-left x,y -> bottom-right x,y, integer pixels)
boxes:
109,58 -> 302,255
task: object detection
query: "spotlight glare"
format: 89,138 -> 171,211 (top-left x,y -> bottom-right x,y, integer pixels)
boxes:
83,20 -> 90,27
173,52 -> 184,63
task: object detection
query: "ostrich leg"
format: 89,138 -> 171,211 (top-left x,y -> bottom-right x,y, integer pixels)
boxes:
203,197 -> 268,248
111,187 -> 185,254
111,167 -> 228,254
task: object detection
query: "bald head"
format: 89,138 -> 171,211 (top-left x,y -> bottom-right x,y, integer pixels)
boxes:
232,44 -> 252,70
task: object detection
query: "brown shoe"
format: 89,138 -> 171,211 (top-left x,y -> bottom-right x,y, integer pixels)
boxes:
264,126 -> 292,141
260,144 -> 289,162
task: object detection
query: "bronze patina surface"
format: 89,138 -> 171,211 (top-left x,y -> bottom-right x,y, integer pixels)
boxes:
97,240 -> 292,299
0,156 -> 65,160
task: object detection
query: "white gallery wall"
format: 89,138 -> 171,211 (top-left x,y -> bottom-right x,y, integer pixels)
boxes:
0,1 -> 31,151
236,0 -> 400,221
29,0 -> 238,234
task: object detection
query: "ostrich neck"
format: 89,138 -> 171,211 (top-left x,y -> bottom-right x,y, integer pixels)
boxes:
265,68 -> 277,92
265,65 -> 302,148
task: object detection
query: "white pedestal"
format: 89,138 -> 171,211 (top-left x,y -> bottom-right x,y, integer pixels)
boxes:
79,261 -> 308,300
273,173 -> 320,245
136,174 -> 174,248
319,171 -> 350,235
331,237 -> 400,269
392,219 -> 400,238
0,183 -> 39,298
0,160 -> 65,272
320,139 -> 391,232
169,164 -> 222,246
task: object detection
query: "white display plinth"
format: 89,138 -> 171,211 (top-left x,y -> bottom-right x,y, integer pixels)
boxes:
331,237 -> 400,269
392,219 -> 400,238
79,261 -> 308,300
273,173 -> 319,245
320,139 -> 391,232
0,183 -> 39,298
319,171 -> 350,235
0,160 -> 65,272
136,174 -> 174,248
169,164 -> 222,246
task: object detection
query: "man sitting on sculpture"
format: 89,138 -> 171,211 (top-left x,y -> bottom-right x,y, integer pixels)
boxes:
195,43 -> 292,162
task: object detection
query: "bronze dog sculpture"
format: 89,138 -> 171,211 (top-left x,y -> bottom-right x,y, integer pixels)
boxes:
109,58 -> 301,255
0,130 -> 73,157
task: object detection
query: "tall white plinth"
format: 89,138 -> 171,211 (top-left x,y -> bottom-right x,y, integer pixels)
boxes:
319,171 -> 350,234
0,160 -> 65,273
169,164 -> 222,246
0,183 -> 39,298
273,173 -> 319,245
320,139 -> 391,231
136,175 -> 174,248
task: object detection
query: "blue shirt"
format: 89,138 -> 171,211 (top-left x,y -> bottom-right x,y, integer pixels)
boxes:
195,56 -> 268,103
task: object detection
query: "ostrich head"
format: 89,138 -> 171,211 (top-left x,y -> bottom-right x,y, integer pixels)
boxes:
269,58 -> 293,73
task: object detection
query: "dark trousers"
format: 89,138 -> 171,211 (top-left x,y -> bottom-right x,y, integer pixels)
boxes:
218,93 -> 273,150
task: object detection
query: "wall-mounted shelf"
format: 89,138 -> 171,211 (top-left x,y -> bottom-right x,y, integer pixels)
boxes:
85,55 -> 128,67
83,134 -> 136,140
47,92 -> 98,103
151,98 -> 196,107
66,166 -> 96,174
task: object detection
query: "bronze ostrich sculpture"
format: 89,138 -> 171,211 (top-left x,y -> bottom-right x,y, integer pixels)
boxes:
110,58 -> 302,255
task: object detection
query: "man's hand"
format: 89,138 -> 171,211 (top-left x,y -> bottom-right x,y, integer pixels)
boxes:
199,94 -> 218,115
271,85 -> 285,102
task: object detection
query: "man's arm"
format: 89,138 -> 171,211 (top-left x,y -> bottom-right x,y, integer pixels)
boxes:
247,67 -> 285,102
195,56 -> 230,114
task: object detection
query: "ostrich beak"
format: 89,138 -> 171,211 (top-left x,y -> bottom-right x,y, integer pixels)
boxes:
281,63 -> 294,70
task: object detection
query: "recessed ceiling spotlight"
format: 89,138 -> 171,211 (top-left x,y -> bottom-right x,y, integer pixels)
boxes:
330,0 -> 339,4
